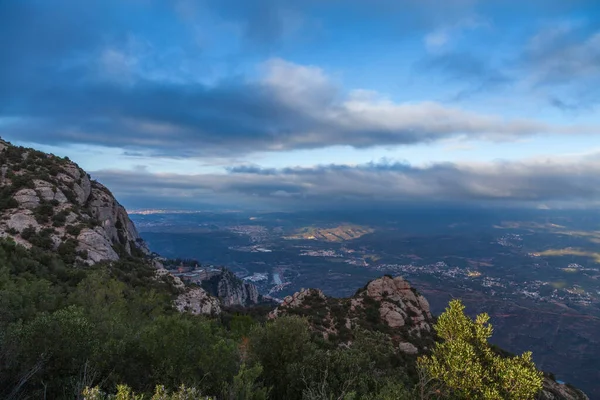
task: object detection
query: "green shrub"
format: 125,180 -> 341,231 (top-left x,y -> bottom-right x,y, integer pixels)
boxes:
28,228 -> 55,250
34,202 -> 54,224
20,226 -> 37,240
418,299 -> 543,400
52,210 -> 68,227
66,224 -> 83,236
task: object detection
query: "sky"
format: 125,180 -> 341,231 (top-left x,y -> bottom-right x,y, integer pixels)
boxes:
2,0 -> 600,211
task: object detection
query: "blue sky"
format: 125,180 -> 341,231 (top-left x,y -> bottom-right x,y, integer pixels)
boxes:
2,0 -> 600,210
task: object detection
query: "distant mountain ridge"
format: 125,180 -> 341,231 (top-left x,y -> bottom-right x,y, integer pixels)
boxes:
284,224 -> 374,242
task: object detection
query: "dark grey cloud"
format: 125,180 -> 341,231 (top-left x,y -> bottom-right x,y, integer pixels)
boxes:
91,156 -> 600,210
3,54 -> 583,157
1,0 -> 599,156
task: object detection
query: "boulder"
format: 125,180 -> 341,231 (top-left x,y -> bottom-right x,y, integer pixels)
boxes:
398,342 -> 419,354
6,211 -> 39,233
33,179 -> 68,203
76,228 -> 119,264
175,288 -> 221,315
379,301 -> 406,327
13,189 -> 40,209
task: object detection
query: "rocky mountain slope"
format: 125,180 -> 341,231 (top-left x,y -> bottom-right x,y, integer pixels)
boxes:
0,138 -> 256,314
161,267 -> 263,315
271,275 -> 435,354
0,138 -> 147,263
271,276 -> 588,400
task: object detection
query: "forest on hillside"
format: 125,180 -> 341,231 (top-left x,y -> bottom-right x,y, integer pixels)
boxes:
0,235 -> 572,399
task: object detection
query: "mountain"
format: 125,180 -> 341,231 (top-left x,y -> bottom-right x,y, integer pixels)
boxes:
0,138 -> 147,263
270,276 -> 434,354
0,138 -> 589,399
200,268 -> 261,306
0,137 -> 260,313
284,224 -> 374,242
271,277 -> 588,400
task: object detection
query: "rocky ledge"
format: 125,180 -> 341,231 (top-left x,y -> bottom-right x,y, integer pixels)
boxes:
270,275 -> 435,355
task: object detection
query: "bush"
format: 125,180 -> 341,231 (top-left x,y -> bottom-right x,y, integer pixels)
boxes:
417,299 -> 543,400
82,385 -> 212,400
66,224 -> 83,236
52,210 -> 68,227
34,202 -> 54,224
10,174 -> 34,191
28,228 -> 55,250
20,226 -> 36,240
0,195 -> 18,211
58,239 -> 79,264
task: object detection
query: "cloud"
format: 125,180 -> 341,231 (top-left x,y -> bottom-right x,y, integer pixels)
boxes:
2,0 -> 600,156
424,16 -> 489,53
1,57 -> 593,157
417,52 -> 511,100
523,21 -> 600,109
424,31 -> 451,50
526,23 -> 600,85
91,155 -> 600,210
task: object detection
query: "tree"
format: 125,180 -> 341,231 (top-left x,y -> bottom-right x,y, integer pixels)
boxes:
224,363 -> 270,400
417,299 -> 543,400
248,316 -> 314,400
3,306 -> 99,399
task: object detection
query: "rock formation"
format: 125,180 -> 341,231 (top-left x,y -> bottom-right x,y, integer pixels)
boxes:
0,138 -> 148,264
269,275 -> 436,354
539,377 -> 589,400
270,276 -> 589,399
201,268 -> 261,307
0,138 -> 255,317
174,287 -> 222,316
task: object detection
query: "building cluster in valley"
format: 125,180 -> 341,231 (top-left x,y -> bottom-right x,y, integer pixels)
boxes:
371,259 -> 598,308
225,225 -> 269,242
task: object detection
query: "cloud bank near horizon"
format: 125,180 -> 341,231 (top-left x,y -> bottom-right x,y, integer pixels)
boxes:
91,155 -> 600,210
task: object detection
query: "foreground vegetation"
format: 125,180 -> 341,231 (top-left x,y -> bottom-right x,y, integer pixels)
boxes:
0,235 -> 547,399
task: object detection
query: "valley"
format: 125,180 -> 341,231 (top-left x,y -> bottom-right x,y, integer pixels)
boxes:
132,208 -> 600,397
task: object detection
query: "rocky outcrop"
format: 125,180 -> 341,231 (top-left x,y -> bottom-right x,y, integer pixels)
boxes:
539,377 -> 589,400
363,276 -> 432,334
276,288 -> 326,313
76,228 -> 120,263
269,276 -> 436,353
175,287 -> 221,316
87,182 -> 148,255
13,188 -> 40,209
155,267 -> 186,291
0,139 -> 147,264
33,179 -> 68,203
6,211 -> 39,233
201,269 -> 260,307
